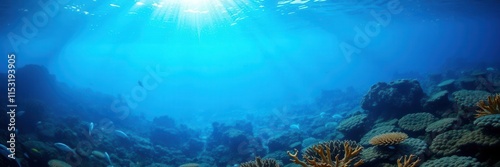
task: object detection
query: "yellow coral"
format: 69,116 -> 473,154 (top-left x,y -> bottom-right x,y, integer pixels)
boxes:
397,154 -> 420,167
476,94 -> 500,118
369,132 -> 408,146
287,141 -> 363,167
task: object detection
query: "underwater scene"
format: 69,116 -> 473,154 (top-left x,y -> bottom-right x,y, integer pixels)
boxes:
1,0 -> 500,166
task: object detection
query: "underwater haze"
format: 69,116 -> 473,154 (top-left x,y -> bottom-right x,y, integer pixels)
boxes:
2,0 -> 499,120
1,0 -> 500,167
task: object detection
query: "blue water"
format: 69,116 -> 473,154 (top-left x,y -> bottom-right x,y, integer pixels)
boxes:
1,1 -> 500,166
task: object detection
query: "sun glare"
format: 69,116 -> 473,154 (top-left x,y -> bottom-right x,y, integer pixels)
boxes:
130,0 -> 252,31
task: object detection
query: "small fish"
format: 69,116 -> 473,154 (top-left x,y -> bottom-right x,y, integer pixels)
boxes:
104,152 -> 113,166
138,81 -> 143,87
332,114 -> 343,119
31,148 -> 40,153
290,124 -> 300,130
89,122 -> 94,136
0,144 -> 12,157
114,130 -> 129,139
319,112 -> 326,118
54,143 -> 76,155
24,152 -> 30,159
0,144 -> 20,167
17,110 -> 25,117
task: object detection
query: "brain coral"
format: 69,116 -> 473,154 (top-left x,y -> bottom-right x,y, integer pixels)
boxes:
360,146 -> 391,164
420,156 -> 481,167
452,90 -> 490,108
396,138 -> 428,158
473,114 -> 500,128
369,132 -> 408,146
337,114 -> 368,132
425,118 -> 459,133
398,112 -> 437,131
456,128 -> 500,147
430,130 -> 469,156
360,125 -> 397,146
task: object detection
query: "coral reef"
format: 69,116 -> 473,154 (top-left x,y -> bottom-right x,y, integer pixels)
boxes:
398,112 -> 437,132
425,118 -> 459,133
4,65 -> 500,167
369,132 -> 408,146
423,90 -> 451,112
456,128 -> 500,148
397,154 -> 420,167
473,114 -> 500,128
475,94 -> 500,118
429,130 -> 469,156
360,125 -> 397,146
420,156 -> 481,167
240,157 -> 280,167
453,90 -> 490,108
396,138 -> 428,158
361,79 -> 424,118
360,146 -> 391,164
267,131 -> 303,153
206,121 -> 266,166
287,140 -> 363,167
361,138 -> 427,165
336,114 -> 369,141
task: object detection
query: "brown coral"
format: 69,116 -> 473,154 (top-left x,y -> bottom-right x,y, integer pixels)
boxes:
397,154 -> 420,167
369,132 -> 408,146
476,94 -> 500,118
240,157 -> 280,167
398,112 -> 437,131
287,140 -> 364,167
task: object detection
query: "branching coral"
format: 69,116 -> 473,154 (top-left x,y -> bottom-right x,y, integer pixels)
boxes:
240,157 -> 280,167
476,94 -> 500,118
397,154 -> 420,167
287,140 -> 364,167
